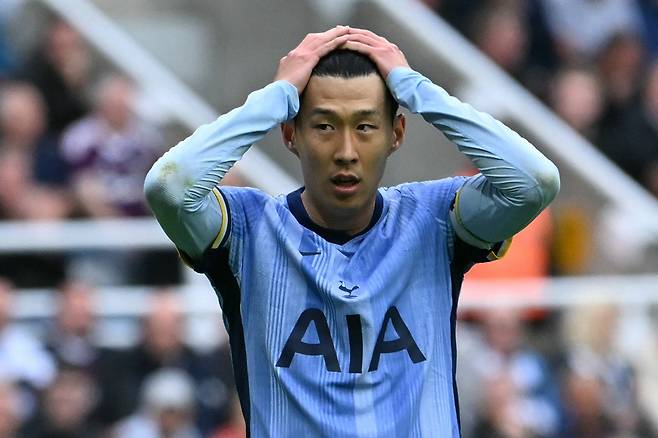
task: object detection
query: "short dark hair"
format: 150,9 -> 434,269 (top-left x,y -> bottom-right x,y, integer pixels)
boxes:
308,49 -> 399,122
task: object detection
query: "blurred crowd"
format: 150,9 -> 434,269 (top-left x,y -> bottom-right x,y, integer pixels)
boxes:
456,304 -> 658,438
0,1 -> 657,437
0,277 -> 244,437
0,274 -> 656,437
0,11 -> 187,288
426,0 -> 658,197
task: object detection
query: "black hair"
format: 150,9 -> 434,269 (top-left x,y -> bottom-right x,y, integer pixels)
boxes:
308,49 -> 399,122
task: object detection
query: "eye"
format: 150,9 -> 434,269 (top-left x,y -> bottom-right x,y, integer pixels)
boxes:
357,124 -> 377,132
313,123 -> 334,131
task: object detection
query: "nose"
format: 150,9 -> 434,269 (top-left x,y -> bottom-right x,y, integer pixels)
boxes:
334,132 -> 358,165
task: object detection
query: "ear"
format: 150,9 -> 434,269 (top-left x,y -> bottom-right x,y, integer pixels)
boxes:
281,121 -> 299,157
389,113 -> 406,156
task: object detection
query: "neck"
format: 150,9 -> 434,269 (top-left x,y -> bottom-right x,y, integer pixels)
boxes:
301,190 -> 376,236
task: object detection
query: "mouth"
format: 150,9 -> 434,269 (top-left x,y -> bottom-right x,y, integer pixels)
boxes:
330,173 -> 361,197
331,173 -> 360,186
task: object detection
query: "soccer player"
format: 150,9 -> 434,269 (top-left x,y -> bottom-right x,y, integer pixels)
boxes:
144,26 -> 559,437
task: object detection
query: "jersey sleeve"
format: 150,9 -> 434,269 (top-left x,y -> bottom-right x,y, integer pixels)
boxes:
387,67 -> 560,250
189,186 -> 268,277
144,80 -> 299,264
401,177 -> 512,270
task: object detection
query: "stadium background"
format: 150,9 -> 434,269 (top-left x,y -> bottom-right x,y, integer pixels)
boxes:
0,0 -> 657,436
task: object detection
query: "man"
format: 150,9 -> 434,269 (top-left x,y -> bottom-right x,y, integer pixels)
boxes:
145,27 -> 559,437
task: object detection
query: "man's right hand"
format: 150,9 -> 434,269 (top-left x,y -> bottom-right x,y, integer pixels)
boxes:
274,26 -> 351,94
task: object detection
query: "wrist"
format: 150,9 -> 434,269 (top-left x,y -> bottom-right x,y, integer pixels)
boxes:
268,80 -> 300,121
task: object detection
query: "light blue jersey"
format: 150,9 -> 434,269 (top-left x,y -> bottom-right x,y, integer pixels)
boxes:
144,63 -> 560,437
195,178 -> 493,437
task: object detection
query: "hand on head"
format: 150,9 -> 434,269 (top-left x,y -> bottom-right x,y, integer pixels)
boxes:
340,28 -> 410,79
274,26 -> 352,93
275,27 -> 410,94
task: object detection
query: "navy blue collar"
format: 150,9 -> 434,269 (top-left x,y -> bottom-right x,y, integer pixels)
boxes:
286,187 -> 383,245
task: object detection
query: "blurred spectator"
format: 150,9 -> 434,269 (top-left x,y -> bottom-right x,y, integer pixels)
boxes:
562,370 -> 616,438
0,82 -> 72,287
23,367 -> 101,438
597,32 -> 647,127
549,66 -> 604,140
563,305 -> 655,436
541,0 -> 643,62
599,60 -> 658,195
470,6 -> 528,79
0,278 -> 56,421
472,373 -> 533,438
0,379 -> 20,437
60,74 -> 161,217
18,18 -> 90,135
470,309 -> 562,437
121,291 -> 233,434
43,280 -> 130,426
0,81 -> 71,199
0,155 -> 69,284
113,368 -> 201,438
45,281 -> 97,369
468,1 -> 559,98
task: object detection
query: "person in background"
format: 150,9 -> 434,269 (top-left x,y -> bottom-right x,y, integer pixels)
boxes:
0,82 -> 71,217
60,73 -> 161,218
0,82 -> 72,287
58,74 -> 162,285
562,305 -> 655,437
18,18 -> 90,135
562,370 -> 615,438
596,32 -> 647,128
540,0 -> 643,62
470,309 -> 562,437
121,291 -> 233,435
45,281 -> 97,369
43,281 -> 127,427
23,367 -> 101,438
0,278 -> 56,423
599,60 -> 658,196
470,5 -> 529,81
113,368 -> 201,438
0,379 -> 21,437
549,66 -> 604,141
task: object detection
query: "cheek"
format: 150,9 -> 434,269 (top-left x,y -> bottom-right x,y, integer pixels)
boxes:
297,141 -> 331,175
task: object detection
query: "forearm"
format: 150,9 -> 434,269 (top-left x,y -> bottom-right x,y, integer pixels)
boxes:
144,80 -> 299,257
388,67 -> 559,246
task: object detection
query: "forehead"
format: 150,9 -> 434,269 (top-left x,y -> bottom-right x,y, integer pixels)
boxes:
300,74 -> 387,117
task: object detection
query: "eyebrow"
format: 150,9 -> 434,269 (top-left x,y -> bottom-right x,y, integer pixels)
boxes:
309,108 -> 381,118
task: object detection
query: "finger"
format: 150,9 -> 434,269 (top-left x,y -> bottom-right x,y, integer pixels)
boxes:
307,25 -> 351,49
347,27 -> 389,44
343,32 -> 382,48
316,34 -> 353,57
340,40 -> 375,57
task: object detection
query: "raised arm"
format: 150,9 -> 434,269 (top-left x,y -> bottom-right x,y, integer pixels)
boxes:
144,27 -> 352,260
343,29 -> 560,248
